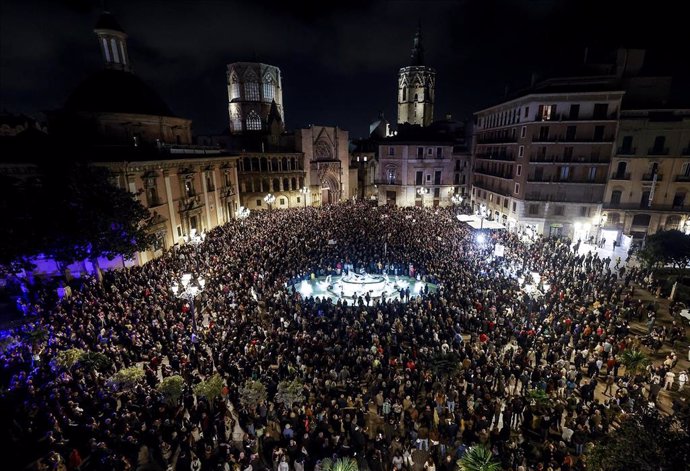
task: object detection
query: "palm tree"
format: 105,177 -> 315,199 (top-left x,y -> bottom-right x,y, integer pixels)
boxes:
457,445 -> 501,471
619,349 -> 651,381
320,457 -> 358,471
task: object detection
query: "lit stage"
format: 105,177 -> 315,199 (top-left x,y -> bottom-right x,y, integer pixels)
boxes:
292,272 -> 437,303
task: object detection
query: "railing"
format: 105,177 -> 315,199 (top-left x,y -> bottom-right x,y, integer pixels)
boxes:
474,153 -> 515,161
648,147 -> 669,155
476,135 -> 517,144
472,181 -> 512,197
603,202 -> 690,211
474,168 -> 513,180
524,193 -> 601,203
675,175 -> 690,182
610,173 -> 631,180
530,154 -> 608,164
535,112 -> 618,122
532,135 -> 615,143
641,173 -> 663,181
526,176 -> 606,184
617,147 -> 636,155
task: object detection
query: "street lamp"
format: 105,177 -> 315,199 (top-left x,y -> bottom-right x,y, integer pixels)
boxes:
478,203 -> 488,230
236,206 -> 250,220
451,194 -> 464,214
300,186 -> 309,209
597,212 -> 607,246
171,273 -> 206,338
187,228 -> 205,248
417,187 -> 429,206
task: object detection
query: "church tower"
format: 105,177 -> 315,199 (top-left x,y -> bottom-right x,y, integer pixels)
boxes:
94,11 -> 131,72
397,25 -> 435,127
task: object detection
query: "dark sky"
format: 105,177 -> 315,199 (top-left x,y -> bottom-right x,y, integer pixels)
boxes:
1,0 -> 688,138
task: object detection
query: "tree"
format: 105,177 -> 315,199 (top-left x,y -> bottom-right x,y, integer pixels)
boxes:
586,409 -> 690,471
158,375 -> 185,405
239,379 -> 267,413
638,230 -> 690,271
320,457 -> 358,471
52,348 -> 85,370
0,162 -> 157,275
275,379 -> 304,410
193,374 -> 224,403
109,366 -> 145,390
457,445 -> 501,471
77,351 -> 112,373
619,349 -> 651,381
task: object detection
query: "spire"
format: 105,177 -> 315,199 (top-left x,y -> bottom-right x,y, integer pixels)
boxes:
410,21 -> 424,66
94,10 -> 132,72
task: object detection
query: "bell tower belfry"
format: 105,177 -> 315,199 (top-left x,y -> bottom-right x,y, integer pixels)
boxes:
397,25 -> 435,127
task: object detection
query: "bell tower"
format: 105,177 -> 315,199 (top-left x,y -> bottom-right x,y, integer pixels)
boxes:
397,25 -> 435,127
94,11 -> 131,72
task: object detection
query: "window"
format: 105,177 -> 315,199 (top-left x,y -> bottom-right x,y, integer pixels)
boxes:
244,82 -> 260,101
246,111 -> 262,131
652,136 -> 666,154
455,160 -> 461,171
587,167 -> 597,181
280,198 -> 286,205
539,126 -> 549,140
433,188 -> 440,198
566,126 -> 576,141
206,173 -> 215,191
554,205 -> 564,216
256,199 -> 262,206
569,104 -> 580,120
524,106 -> 529,117
593,103 -> 608,119
184,178 -> 195,197
518,146 -> 524,157
529,204 -> 539,215
427,148 -> 433,156
521,126 -> 526,138
620,135 -> 633,153
610,190 -> 622,205
514,183 -> 520,194
454,173 -> 460,184
580,206 -> 588,217
434,170 -> 442,185
563,147 -> 573,162
682,162 -> 690,177
263,79 -> 274,102
417,147 -> 424,158
230,77 -> 240,99
537,104 -> 554,121
387,168 -> 396,184
512,202 -> 516,212
489,194 -> 494,202
632,214 -> 651,226
673,192 -> 686,208
416,171 -> 423,186
297,197 -> 301,203
402,88 -> 407,101
426,174 -> 431,182
559,166 -> 571,180
388,146 -> 395,156
615,161 -> 628,178
593,125 -> 605,141
640,191 -> 651,208
516,165 -> 522,176
231,113 -> 242,132
436,147 -> 443,159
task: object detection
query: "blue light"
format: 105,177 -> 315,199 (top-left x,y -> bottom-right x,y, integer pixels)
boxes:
476,233 -> 486,244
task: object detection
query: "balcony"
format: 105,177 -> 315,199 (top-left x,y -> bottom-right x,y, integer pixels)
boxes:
524,193 -> 601,203
641,173 -> 663,181
536,112 -> 618,122
472,181 -> 512,197
675,175 -> 690,182
648,147 -> 669,155
610,172 -> 631,180
476,135 -> 517,144
474,152 -> 515,161
617,147 -> 636,155
603,202 -> 690,211
529,154 -> 608,165
474,168 -> 513,180
532,135 -> 615,143
526,176 -> 606,185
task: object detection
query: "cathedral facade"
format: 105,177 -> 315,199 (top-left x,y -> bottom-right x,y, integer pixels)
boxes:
227,62 -> 285,134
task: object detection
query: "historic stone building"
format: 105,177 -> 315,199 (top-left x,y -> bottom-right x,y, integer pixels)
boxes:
397,26 -> 435,127
376,126 -> 462,207
603,108 -> 690,244
236,152 -> 307,210
227,62 -> 285,134
297,126 -> 350,206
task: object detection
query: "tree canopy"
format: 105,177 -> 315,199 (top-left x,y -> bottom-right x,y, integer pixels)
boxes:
0,162 -> 156,274
638,230 -> 690,271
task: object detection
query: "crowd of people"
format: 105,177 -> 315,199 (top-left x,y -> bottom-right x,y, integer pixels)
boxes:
0,203 -> 688,471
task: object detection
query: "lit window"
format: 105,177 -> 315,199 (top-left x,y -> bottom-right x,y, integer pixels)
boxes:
263,79 -> 274,102
244,82 -> 260,101
387,168 -> 396,184
246,111 -> 262,131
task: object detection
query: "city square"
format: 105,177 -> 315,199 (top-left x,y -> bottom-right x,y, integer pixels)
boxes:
1,2 -> 690,471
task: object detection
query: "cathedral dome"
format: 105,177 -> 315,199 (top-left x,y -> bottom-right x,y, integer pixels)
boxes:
64,69 -> 175,117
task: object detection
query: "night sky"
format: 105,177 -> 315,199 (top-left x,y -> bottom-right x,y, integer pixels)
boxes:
1,0 -> 688,138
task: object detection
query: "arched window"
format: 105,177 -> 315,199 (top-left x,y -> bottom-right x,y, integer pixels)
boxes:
230,75 -> 240,99
251,157 -> 259,171
610,190 -> 622,205
243,157 -> 250,171
244,82 -> 260,101
402,88 -> 407,101
299,177 -> 304,188
263,77 -> 274,102
283,178 -> 289,191
291,177 -> 297,190
260,158 -> 268,172
262,179 -> 269,192
282,157 -> 288,171
246,111 -> 262,131
631,214 -> 651,227
291,158 -> 296,170
273,178 -> 280,192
